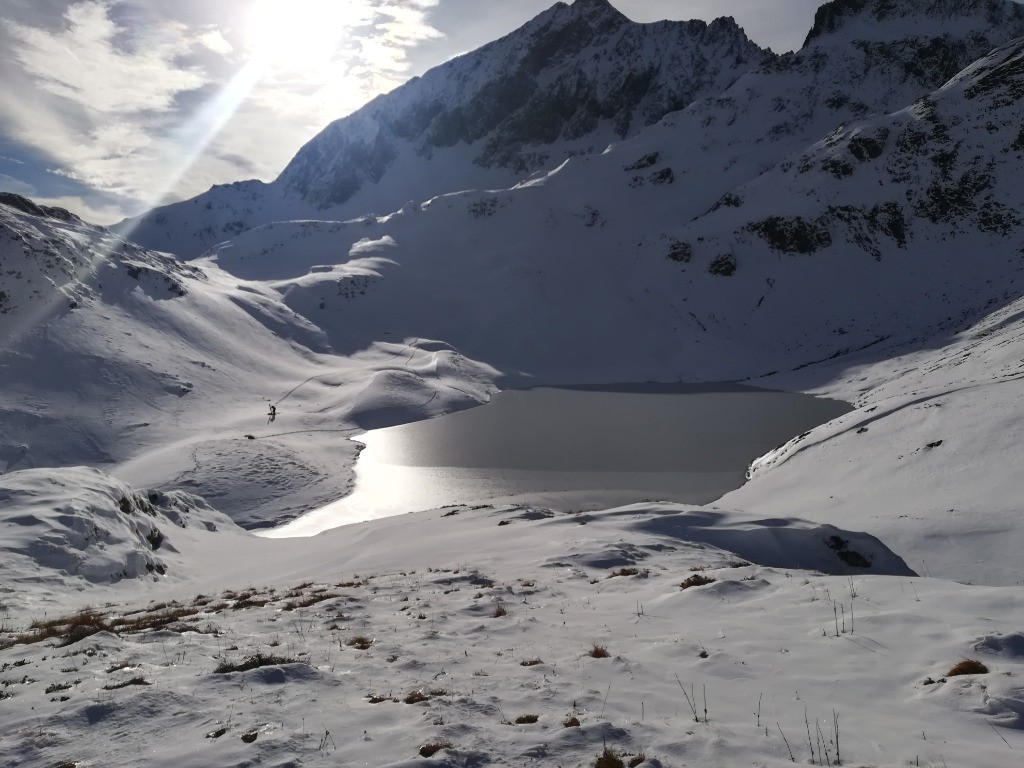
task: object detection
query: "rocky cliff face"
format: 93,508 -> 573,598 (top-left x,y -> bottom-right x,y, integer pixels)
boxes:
278,0 -> 768,208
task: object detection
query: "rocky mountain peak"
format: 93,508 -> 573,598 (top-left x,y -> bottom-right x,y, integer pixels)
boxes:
564,0 -> 627,19
274,1 -> 768,208
804,0 -> 1024,46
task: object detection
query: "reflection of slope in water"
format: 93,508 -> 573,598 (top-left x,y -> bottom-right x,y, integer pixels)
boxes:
266,386 -> 850,538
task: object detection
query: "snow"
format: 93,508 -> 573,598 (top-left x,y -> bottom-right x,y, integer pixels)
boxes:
1,492 -> 1021,767
4,0 -> 1024,765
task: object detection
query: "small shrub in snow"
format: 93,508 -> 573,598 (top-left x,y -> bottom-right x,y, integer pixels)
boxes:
404,690 -> 430,704
102,676 -> 150,690
628,755 -> 647,767
947,659 -> 988,676
346,635 -> 374,650
520,658 -> 543,667
607,567 -> 639,578
514,714 -> 539,724
563,716 -> 581,728
680,574 -> 716,590
708,254 -> 737,276
589,643 -> 611,658
595,747 -> 625,768
490,601 -> 508,618
213,652 -> 300,674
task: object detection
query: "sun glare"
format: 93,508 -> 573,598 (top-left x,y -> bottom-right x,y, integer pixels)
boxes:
245,0 -> 371,68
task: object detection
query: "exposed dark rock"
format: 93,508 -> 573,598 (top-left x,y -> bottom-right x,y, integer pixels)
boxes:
748,216 -> 833,254
848,128 -> 890,161
666,240 -> 692,263
708,253 -> 737,276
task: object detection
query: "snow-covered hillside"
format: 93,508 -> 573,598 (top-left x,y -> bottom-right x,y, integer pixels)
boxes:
0,194 -> 497,526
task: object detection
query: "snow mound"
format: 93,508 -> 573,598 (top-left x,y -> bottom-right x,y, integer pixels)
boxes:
0,467 -> 232,585
976,632 -> 1024,659
620,505 -> 915,575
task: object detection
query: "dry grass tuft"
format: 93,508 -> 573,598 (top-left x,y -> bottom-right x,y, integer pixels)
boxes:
563,715 -> 581,728
213,652 -> 300,674
628,754 -> 647,767
680,574 -> 716,590
514,714 -> 539,724
490,602 -> 508,618
102,676 -> 150,690
607,567 -> 639,579
404,690 -> 430,704
282,593 -> 339,611
948,659 -> 989,676
346,635 -> 374,650
520,658 -> 543,667
595,747 -> 625,768
588,643 -> 610,658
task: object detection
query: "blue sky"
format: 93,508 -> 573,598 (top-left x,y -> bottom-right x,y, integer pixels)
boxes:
0,0 -> 824,224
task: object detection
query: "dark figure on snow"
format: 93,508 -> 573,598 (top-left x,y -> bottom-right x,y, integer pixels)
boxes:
268,405 -> 277,423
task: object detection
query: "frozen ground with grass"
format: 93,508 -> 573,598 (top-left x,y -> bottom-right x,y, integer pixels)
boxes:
2,482 -> 1022,768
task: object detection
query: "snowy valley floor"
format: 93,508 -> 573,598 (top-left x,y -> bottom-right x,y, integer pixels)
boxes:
1,491 -> 1022,768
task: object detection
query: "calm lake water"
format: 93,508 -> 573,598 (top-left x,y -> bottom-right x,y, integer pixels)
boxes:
268,385 -> 850,537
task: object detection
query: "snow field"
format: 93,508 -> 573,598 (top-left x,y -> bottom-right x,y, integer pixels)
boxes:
1,501 -> 1021,767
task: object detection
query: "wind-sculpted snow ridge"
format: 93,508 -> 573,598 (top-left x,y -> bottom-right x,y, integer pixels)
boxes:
1,500 -> 1020,767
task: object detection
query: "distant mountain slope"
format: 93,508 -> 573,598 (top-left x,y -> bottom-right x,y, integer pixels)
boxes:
118,0 -> 769,257
185,30 -> 1024,387
119,0 -> 1024,261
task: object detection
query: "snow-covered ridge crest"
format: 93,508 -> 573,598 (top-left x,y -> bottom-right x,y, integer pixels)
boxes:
804,0 -> 1024,46
278,0 -> 766,205
0,194 -> 204,343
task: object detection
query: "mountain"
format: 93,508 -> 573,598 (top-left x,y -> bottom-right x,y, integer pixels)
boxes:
6,7 -> 1024,762
118,0 -> 769,257
120,0 -> 1024,262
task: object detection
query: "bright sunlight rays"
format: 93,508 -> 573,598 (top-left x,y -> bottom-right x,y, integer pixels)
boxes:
245,0 -> 372,68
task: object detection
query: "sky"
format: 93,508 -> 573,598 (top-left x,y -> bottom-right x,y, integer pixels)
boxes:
0,0 -> 826,224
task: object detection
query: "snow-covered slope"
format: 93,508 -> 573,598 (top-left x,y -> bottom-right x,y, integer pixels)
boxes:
0,195 -> 497,527
0,467 -> 237,616
1,497 -> 1020,767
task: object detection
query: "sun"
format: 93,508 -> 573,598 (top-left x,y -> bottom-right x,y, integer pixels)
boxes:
245,0 -> 371,68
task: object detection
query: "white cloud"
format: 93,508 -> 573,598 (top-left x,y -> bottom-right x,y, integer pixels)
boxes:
198,29 -> 233,56
0,0 -> 447,222
6,2 -> 207,113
